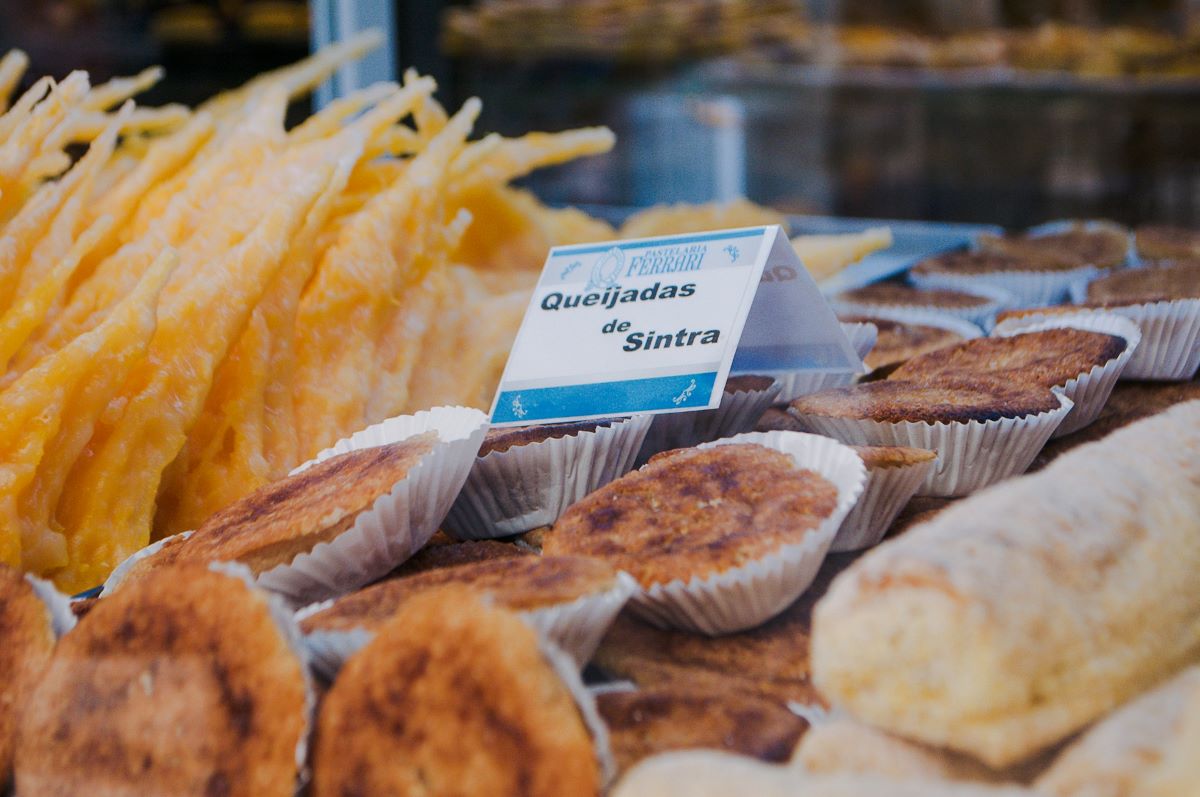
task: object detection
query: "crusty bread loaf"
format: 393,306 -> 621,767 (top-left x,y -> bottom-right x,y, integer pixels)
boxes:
795,717 -> 1049,785
811,400 -> 1200,768
1036,666 -> 1200,797
611,750 -> 1041,797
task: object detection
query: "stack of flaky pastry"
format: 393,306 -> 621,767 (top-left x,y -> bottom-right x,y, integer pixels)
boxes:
614,398 -> 1200,797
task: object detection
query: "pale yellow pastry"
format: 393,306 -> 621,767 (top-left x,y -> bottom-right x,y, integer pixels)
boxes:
812,400 -> 1200,768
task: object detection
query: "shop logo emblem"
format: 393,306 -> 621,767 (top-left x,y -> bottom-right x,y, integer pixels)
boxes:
586,247 -> 624,291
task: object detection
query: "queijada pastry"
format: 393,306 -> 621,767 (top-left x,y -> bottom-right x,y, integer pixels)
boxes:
811,401 -> 1200,769
16,563 -> 309,797
311,585 -> 608,797
837,314 -> 968,374
546,433 -> 863,634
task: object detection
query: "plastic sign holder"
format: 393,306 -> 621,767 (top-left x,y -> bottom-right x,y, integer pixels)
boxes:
489,225 -> 862,426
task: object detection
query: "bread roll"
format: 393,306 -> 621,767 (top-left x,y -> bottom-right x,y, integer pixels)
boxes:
795,717 -> 1048,785
1036,666 -> 1200,797
812,400 -> 1200,767
611,750 -> 1040,797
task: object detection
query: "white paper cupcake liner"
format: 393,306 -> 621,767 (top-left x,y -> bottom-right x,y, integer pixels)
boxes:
770,323 -> 878,404
26,574 -> 77,638
99,530 -> 194,597
1046,298 -> 1200,382
791,392 -> 1074,497
830,454 -> 935,553
444,415 -> 652,540
991,312 -> 1142,436
208,561 -> 315,783
295,571 -> 639,680
538,637 -> 617,788
911,266 -> 1099,309
637,379 -> 782,463
628,431 -> 866,635
833,283 -> 1014,331
253,406 -> 489,604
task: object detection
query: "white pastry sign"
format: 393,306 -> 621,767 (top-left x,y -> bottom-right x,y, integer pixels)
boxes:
490,224 -> 862,426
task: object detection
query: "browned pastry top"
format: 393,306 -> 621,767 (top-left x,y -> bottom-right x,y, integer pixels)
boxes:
724,374 -> 776,393
839,314 -> 964,371
597,686 -> 808,774
311,586 -> 599,797
978,227 -> 1128,270
888,328 -> 1127,389
0,566 -> 56,781
911,249 -> 1060,275
591,552 -> 859,709
851,445 -> 938,470
388,538 -> 529,578
838,282 -> 992,309
1135,224 -> 1200,260
300,555 -> 617,634
479,419 -> 616,456
1086,261 -> 1200,305
139,433 -> 439,577
788,377 -> 1061,424
545,444 -> 838,586
15,565 -> 306,797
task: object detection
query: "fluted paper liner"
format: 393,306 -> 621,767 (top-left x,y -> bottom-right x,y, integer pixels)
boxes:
256,406 -> 489,603
1051,296 -> 1200,382
27,575 -> 76,638
208,562 -> 315,783
637,379 -> 782,463
444,415 -> 652,540
295,571 -> 639,680
833,283 -> 1014,331
831,455 -> 934,553
628,431 -> 866,635
100,530 -> 195,596
772,322 -> 878,404
792,391 -> 1073,497
991,312 -> 1141,436
911,265 -> 1099,309
539,636 -> 617,788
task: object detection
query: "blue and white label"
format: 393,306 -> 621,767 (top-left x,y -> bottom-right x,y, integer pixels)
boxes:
489,224 -> 862,426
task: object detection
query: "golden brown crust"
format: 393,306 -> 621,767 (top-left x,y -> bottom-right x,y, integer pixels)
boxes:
788,378 -> 1061,425
837,283 -> 991,309
755,407 -> 807,433
838,314 -> 964,371
851,445 -> 938,471
597,686 -> 808,775
15,565 -> 307,797
301,555 -> 617,634
389,538 -> 530,577
140,434 -> 438,577
480,419 -> 616,456
888,329 -> 1127,389
545,444 -> 838,586
0,567 -> 56,785
978,226 -> 1128,270
312,586 -> 598,797
911,249 -> 1056,275
591,552 -> 859,708
724,374 -> 776,393
1135,224 -> 1200,260
1086,261 -> 1200,305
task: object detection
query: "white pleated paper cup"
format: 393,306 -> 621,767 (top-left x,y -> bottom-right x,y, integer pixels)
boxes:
444,415 -> 652,540
833,283 -> 1014,331
253,406 -> 489,604
100,531 -> 194,597
627,431 -> 866,636
1050,299 -> 1200,381
772,322 -> 878,404
539,637 -> 618,788
830,454 -> 934,553
637,378 -> 782,463
295,571 -> 639,680
26,575 -> 76,638
791,392 -> 1074,497
208,562 -> 315,782
911,266 -> 1099,309
991,311 -> 1142,436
